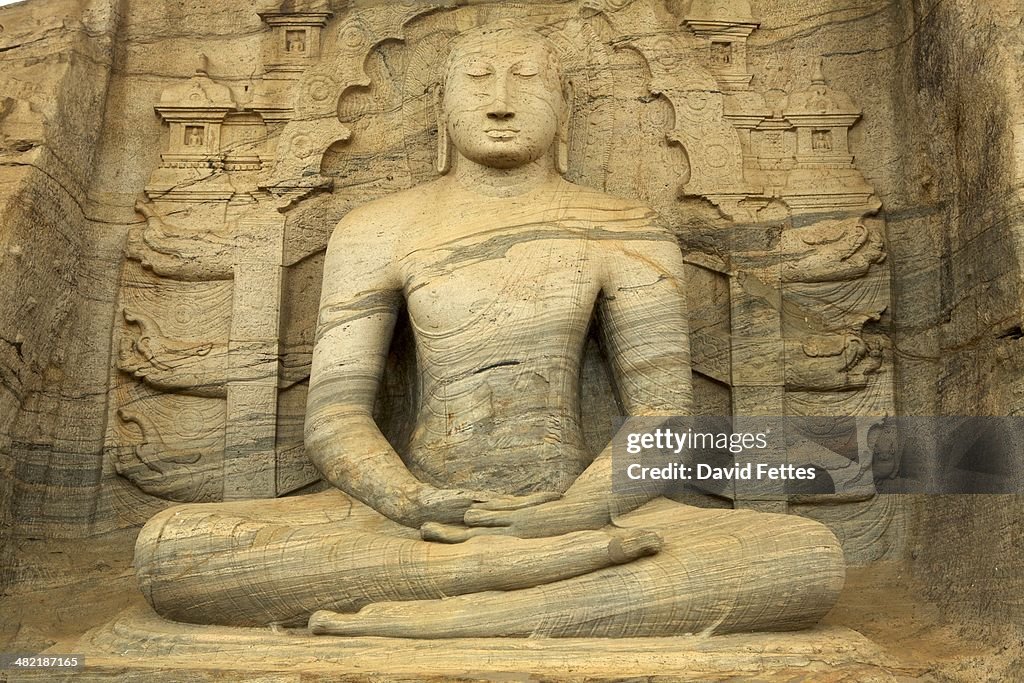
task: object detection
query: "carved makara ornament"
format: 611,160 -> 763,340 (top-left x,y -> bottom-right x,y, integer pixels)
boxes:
115,408 -> 222,503
780,217 -> 885,284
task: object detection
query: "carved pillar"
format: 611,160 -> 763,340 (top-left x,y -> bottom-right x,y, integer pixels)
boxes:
776,59 -> 893,502
109,51 -> 304,508
224,218 -> 285,499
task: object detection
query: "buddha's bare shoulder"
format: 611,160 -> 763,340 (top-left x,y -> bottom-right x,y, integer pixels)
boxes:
554,180 -> 670,237
328,182 -> 441,245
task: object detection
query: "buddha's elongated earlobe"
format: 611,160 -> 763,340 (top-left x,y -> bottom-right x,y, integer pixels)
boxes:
556,130 -> 569,175
436,119 -> 451,175
555,80 -> 573,176
434,85 -> 450,175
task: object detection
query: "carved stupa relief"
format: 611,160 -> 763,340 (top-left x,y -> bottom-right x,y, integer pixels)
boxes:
259,0 -> 331,79
102,0 -> 895,560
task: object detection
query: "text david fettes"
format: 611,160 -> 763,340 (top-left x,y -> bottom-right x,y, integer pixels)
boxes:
622,427 -> 816,482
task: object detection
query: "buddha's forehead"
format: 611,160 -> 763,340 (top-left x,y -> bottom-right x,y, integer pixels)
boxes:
445,29 -> 560,72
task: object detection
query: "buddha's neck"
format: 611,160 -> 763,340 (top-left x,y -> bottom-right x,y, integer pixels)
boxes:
449,154 -> 557,198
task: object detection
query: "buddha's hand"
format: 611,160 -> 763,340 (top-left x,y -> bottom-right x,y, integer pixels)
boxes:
421,495 -> 610,542
399,484 -> 561,529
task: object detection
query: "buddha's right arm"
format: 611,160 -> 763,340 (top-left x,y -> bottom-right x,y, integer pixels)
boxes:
303,215 -> 427,524
304,211 -> 527,528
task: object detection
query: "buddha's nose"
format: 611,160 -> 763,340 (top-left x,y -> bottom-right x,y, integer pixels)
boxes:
486,76 -> 515,120
487,106 -> 514,120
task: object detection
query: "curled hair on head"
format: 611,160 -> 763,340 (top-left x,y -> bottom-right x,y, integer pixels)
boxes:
441,23 -> 566,94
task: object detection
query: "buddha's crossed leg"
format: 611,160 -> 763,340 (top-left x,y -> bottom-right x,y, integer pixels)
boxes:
134,489 -> 662,627
307,498 -> 846,637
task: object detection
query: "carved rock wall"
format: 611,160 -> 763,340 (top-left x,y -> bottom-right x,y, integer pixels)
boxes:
0,0 -> 1021,651
0,0 -> 120,587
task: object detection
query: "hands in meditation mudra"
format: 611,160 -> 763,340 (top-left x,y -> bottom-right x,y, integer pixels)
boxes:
134,27 -> 844,637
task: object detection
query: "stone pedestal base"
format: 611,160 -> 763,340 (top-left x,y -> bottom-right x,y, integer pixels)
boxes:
13,606 -> 927,682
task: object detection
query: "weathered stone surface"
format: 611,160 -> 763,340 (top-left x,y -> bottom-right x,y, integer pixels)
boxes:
0,0 -> 120,577
887,0 -> 1024,666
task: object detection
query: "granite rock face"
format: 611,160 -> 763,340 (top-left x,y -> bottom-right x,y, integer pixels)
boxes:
0,0 -> 120,586
891,0 -> 1024,654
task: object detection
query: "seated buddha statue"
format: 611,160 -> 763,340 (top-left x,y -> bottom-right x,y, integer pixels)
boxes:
133,26 -> 845,637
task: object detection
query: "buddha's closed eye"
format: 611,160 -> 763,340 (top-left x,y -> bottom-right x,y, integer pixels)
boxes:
512,62 -> 540,77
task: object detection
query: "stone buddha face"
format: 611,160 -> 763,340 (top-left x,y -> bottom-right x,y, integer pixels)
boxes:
441,29 -> 568,171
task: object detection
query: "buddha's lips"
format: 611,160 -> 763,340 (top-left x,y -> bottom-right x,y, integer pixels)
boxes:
486,129 -> 519,139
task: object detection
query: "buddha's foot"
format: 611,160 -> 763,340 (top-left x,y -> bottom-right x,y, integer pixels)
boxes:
608,528 -> 662,563
308,594 -> 527,638
430,528 -> 663,594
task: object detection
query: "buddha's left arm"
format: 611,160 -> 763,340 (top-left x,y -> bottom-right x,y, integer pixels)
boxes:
556,225 -> 694,518
597,229 -> 694,418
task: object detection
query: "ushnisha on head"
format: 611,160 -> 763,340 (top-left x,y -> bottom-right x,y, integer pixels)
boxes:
436,26 -> 571,175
